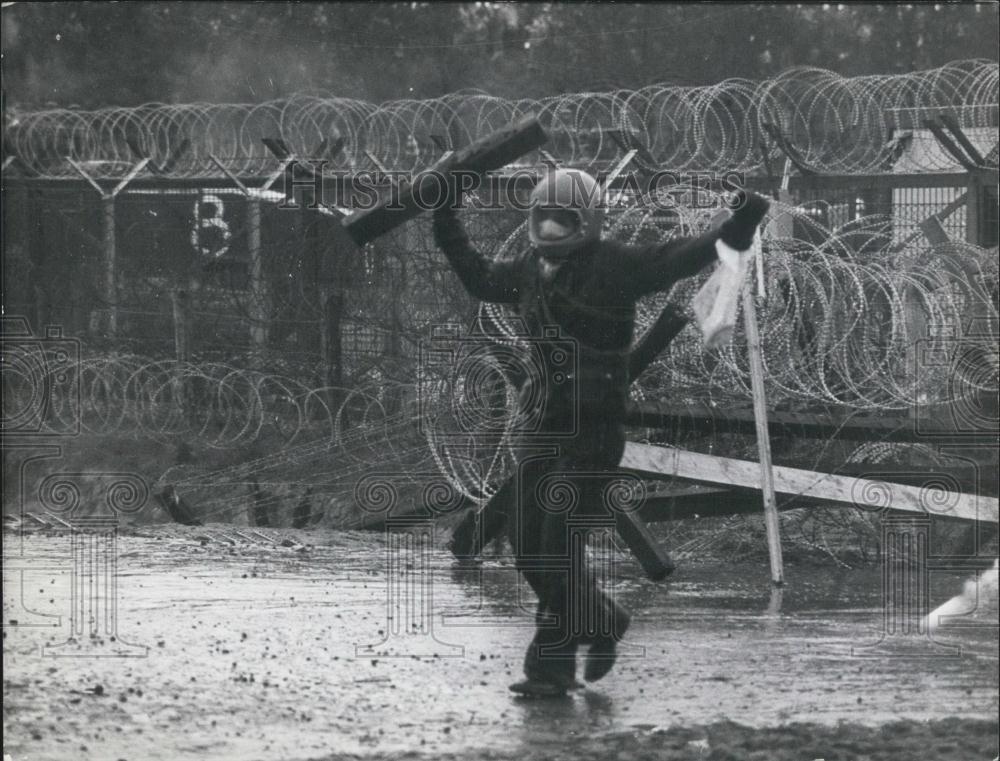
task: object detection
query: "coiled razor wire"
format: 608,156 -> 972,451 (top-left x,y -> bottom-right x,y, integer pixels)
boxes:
6,201 -> 996,448
421,190 -> 997,500
6,61 -> 997,179
5,196 -> 996,517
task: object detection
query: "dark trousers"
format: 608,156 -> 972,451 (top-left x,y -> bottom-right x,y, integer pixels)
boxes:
504,427 -> 630,684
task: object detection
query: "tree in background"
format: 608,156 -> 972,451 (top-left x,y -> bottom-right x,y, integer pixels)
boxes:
2,2 -> 997,110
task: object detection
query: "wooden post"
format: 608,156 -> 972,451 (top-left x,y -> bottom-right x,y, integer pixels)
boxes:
319,215 -> 345,416
170,289 -> 190,362
319,287 -> 343,387
386,251 -> 406,415
102,195 -> 118,337
741,259 -> 784,585
66,157 -> 148,339
965,176 -> 982,246
246,196 -> 268,347
170,288 -> 190,412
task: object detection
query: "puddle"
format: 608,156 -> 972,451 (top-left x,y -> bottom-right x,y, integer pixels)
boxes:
3,526 -> 997,760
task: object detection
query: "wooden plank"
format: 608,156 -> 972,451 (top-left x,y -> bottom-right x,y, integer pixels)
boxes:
924,119 -> 976,171
918,215 -> 950,245
342,114 -> 548,246
939,113 -> 987,166
613,510 -> 675,580
621,442 -> 999,523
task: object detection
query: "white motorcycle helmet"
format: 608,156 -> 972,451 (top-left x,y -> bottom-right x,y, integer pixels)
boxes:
528,168 -> 604,257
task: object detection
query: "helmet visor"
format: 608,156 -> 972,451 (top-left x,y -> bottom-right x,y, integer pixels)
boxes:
531,206 -> 581,242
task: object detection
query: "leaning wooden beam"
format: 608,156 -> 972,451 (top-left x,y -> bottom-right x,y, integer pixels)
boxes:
621,443 -> 999,523
918,215 -> 950,245
924,118 -> 977,172
891,190 -> 969,251
938,113 -> 987,167
761,122 -> 819,176
614,510 -> 675,580
342,114 -> 548,246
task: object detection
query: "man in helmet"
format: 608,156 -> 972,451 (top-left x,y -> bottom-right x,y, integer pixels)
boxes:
433,168 -> 768,696
446,299 -> 690,564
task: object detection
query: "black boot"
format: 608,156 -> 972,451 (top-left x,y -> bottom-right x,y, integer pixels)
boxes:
511,638 -> 579,697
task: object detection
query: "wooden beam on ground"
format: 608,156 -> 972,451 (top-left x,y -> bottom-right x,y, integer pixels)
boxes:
343,115 -> 548,246
620,443 -> 999,524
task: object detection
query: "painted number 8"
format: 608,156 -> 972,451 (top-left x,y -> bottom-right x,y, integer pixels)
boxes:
192,193 -> 232,260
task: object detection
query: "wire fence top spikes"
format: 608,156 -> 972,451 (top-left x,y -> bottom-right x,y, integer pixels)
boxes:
4,61 -> 997,180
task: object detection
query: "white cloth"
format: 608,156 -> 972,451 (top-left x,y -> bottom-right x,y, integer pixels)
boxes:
691,238 -> 752,349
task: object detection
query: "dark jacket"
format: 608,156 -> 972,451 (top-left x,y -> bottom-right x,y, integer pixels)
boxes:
433,207 -> 724,467
433,207 -> 721,352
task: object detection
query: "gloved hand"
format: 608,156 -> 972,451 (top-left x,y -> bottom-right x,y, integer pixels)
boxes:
719,190 -> 769,251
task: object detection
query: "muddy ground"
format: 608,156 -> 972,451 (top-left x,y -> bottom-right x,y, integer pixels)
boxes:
3,525 -> 998,761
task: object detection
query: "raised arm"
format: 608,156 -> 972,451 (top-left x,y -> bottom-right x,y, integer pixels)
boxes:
432,204 -> 522,304
613,191 -> 770,298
